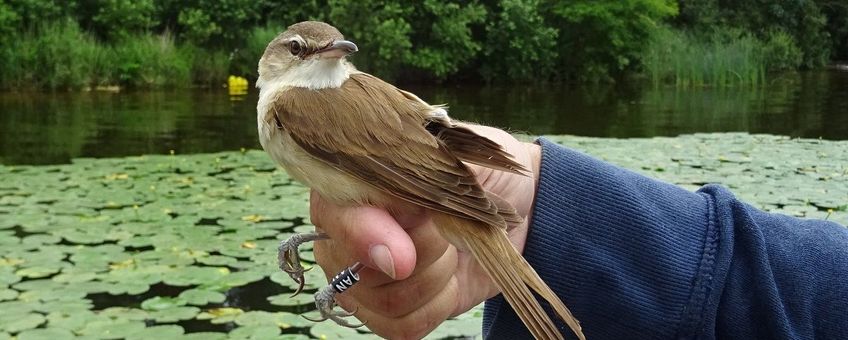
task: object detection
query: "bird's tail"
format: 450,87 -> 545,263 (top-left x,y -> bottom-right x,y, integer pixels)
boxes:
434,214 -> 585,340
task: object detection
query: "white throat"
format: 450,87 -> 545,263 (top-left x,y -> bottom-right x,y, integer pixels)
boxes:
256,58 -> 352,132
259,58 -> 350,91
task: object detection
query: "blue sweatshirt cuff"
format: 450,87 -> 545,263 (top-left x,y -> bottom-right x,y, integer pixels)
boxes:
483,138 -> 718,339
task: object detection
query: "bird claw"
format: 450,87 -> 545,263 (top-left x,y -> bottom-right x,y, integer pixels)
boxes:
277,232 -> 328,297
306,285 -> 366,328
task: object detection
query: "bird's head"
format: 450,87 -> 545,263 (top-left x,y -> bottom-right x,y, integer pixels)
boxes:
257,21 -> 358,90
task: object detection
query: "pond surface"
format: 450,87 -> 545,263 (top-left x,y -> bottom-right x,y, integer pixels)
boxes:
1,70 -> 847,165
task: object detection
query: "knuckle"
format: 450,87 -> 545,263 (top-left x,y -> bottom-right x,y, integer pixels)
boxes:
374,278 -> 425,318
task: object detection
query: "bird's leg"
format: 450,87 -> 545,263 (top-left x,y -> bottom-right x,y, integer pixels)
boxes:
304,262 -> 366,328
279,232 -> 329,296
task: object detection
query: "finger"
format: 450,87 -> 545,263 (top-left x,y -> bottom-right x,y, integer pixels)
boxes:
336,275 -> 460,340
317,211 -> 451,288
310,191 -> 417,280
342,244 -> 457,318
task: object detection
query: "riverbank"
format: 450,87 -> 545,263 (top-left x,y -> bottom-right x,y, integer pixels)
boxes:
0,133 -> 845,338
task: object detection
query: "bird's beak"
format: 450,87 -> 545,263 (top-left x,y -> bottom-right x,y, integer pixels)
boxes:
316,40 -> 358,58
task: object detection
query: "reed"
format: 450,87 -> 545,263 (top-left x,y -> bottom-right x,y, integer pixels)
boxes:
0,21 -> 229,90
642,27 -> 767,87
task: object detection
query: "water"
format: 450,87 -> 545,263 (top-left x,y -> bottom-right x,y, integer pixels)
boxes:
1,71 -> 846,165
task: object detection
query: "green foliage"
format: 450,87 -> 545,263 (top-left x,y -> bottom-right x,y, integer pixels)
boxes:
406,0 -> 486,79
761,30 -> 802,71
685,0 -> 831,68
547,0 -> 678,82
231,25 -> 281,80
326,0 -> 413,80
0,21 -> 195,90
818,1 -> 848,61
4,0 -> 73,29
0,20 -> 98,89
176,0 -> 262,47
91,0 -> 156,41
108,33 -> 193,88
674,0 -> 718,29
641,27 -> 766,87
0,0 -> 844,89
481,0 -> 558,81
0,3 -> 20,43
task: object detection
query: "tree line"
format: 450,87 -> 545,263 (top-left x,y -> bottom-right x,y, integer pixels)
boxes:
0,0 -> 845,89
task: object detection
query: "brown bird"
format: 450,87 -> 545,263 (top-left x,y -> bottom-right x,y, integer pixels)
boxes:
257,21 -> 584,340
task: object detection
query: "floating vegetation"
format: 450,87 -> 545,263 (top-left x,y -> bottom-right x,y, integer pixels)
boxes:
0,133 -> 846,339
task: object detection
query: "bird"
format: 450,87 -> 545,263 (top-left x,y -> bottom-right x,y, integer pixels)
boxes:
256,21 -> 584,340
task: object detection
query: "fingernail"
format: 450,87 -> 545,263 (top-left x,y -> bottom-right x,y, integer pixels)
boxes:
369,244 -> 396,279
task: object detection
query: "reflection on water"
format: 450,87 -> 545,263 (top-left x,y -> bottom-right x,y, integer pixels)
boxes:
1,71 -> 846,165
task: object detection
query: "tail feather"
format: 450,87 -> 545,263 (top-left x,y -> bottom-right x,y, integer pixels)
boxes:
435,214 -> 585,340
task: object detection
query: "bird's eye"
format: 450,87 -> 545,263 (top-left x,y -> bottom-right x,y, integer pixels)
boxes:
289,41 -> 302,55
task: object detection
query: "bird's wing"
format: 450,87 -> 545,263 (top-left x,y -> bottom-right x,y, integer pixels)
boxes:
265,72 -> 523,227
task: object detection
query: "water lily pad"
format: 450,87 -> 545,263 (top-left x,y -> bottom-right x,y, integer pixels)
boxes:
196,255 -> 237,266
267,292 -> 314,307
178,288 -> 226,306
0,289 -> 17,301
162,266 -> 230,286
228,325 -> 281,339
141,296 -> 187,311
16,266 -> 62,279
34,299 -> 93,314
147,306 -> 200,323
0,271 -> 20,286
126,325 -> 185,340
15,327 -> 75,340
270,267 -> 325,291
0,313 -> 45,333
233,311 -> 305,329
308,321 -> 373,340
105,281 -> 151,295
45,310 -> 96,331
98,307 -> 149,321
78,319 -> 146,339
196,307 -> 244,324
180,332 -> 227,340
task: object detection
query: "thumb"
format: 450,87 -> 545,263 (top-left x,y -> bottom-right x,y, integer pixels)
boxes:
310,191 -> 417,280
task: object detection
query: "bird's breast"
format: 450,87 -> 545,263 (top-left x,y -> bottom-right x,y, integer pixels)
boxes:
257,119 -> 384,206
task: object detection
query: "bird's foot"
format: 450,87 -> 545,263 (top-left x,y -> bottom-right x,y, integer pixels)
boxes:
278,232 -> 329,296
303,263 -> 366,328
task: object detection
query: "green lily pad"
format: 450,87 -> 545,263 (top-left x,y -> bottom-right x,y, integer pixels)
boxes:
0,313 -> 45,333
141,296 -> 187,311
78,319 -> 146,339
178,288 -> 226,306
180,332 -> 228,340
46,310 -> 96,331
15,327 -> 75,340
308,320 -> 373,340
267,292 -> 314,307
162,266 -> 230,286
270,267 -> 325,291
126,325 -> 185,340
105,281 -> 151,295
233,311 -> 306,329
196,307 -> 244,324
34,299 -> 93,314
98,307 -> 149,321
147,306 -> 200,323
0,289 -> 17,301
196,255 -> 237,266
16,266 -> 62,279
228,325 -> 281,339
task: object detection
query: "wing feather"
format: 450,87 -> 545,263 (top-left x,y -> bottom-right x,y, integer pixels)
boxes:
273,73 -> 521,227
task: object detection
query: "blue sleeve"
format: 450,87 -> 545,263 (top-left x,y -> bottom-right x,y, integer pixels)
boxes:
482,138 -> 848,339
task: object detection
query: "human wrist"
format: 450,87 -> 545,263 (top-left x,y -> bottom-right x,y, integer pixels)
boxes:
523,141 -> 542,224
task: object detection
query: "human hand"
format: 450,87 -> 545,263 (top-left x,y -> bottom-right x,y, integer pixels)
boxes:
310,124 -> 541,339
